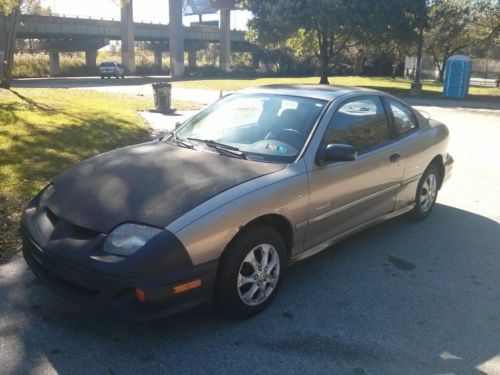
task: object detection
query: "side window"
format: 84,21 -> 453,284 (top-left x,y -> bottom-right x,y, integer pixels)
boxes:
323,97 -> 391,153
387,98 -> 418,136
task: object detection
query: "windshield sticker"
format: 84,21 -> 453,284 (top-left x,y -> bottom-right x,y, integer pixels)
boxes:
266,144 -> 288,154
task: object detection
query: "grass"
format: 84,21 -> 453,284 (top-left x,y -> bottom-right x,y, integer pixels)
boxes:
173,76 -> 500,100
0,88 -> 197,262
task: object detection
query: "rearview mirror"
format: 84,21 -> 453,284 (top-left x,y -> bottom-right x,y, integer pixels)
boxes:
317,144 -> 357,165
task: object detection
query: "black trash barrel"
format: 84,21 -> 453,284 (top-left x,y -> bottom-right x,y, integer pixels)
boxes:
152,82 -> 172,112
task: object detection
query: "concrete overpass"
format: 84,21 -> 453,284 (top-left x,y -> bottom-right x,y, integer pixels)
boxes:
6,1 -> 251,76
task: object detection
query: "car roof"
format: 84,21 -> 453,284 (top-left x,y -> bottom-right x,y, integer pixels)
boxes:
241,84 -> 383,101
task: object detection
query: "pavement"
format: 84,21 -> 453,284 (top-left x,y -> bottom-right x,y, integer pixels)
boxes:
1,78 -> 500,374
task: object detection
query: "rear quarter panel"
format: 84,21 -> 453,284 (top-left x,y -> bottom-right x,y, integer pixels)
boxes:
395,117 -> 450,209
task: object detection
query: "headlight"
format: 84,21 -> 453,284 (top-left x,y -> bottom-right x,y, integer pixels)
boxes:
37,184 -> 55,209
103,223 -> 162,257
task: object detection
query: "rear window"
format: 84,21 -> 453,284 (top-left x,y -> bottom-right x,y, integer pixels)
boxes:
100,62 -> 115,67
386,98 -> 418,136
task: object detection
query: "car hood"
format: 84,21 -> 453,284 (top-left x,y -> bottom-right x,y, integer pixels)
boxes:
47,141 -> 284,233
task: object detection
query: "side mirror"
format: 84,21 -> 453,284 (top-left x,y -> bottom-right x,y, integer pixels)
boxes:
317,143 -> 357,165
175,121 -> 182,130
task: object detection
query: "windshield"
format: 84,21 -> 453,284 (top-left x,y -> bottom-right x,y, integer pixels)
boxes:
174,93 -> 327,163
100,62 -> 115,67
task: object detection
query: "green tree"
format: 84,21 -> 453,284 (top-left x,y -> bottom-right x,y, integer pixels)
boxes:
0,0 -> 22,88
352,0 -> 422,77
468,0 -> 500,55
242,0 -> 368,84
425,0 -> 500,82
22,0 -> 51,15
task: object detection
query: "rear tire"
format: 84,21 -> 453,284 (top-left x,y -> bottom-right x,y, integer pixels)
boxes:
410,164 -> 439,220
215,225 -> 286,319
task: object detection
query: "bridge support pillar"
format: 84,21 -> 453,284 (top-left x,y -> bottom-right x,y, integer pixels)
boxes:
219,8 -> 231,72
169,0 -> 185,77
120,0 -> 136,75
49,51 -> 60,76
85,50 -> 97,70
188,49 -> 197,71
154,49 -> 162,73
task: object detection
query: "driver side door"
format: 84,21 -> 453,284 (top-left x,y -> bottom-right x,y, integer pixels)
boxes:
304,95 -> 405,249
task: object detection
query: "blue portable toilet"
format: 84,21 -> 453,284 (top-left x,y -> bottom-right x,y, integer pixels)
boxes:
443,55 -> 472,99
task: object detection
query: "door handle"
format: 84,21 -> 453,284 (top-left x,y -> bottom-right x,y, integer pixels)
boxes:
389,153 -> 401,163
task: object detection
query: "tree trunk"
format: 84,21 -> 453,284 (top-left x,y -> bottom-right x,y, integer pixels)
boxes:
319,53 -> 329,84
392,49 -> 401,78
414,26 -> 424,83
0,8 -> 20,89
353,50 -> 364,76
437,56 -> 448,83
437,66 -> 445,83
317,30 -> 329,85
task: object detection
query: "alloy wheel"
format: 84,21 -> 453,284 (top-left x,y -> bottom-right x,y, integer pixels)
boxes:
237,243 -> 280,306
420,173 -> 437,212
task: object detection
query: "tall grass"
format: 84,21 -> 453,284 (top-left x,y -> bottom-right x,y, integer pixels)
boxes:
12,48 -> 253,78
12,50 -> 172,77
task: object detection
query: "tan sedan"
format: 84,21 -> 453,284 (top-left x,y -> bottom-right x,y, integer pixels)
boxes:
21,85 -> 453,320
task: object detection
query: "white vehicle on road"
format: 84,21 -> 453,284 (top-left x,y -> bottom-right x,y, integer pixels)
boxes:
99,62 -> 125,79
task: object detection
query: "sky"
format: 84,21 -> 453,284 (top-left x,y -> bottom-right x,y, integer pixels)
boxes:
40,0 -> 252,30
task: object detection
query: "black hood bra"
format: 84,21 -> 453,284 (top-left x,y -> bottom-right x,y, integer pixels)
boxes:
47,141 -> 284,233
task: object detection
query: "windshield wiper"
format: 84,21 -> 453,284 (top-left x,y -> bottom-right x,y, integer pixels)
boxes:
215,146 -> 247,160
187,137 -> 239,151
187,137 -> 247,159
173,134 -> 195,149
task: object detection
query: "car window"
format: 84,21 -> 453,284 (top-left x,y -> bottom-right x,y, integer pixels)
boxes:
323,97 -> 391,153
386,98 -> 418,136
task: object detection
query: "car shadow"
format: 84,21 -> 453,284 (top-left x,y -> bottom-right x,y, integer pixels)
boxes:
1,203 -> 499,373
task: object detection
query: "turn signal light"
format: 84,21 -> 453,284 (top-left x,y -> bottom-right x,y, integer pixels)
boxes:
135,287 -> 146,303
173,278 -> 203,294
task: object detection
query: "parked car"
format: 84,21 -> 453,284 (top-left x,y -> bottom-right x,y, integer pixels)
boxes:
99,61 -> 125,79
21,85 -> 453,320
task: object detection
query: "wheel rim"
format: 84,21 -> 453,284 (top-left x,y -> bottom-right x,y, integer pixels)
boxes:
237,243 -> 280,306
420,173 -> 437,212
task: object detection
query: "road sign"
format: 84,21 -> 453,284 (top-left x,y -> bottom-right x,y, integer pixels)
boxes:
183,0 -> 217,15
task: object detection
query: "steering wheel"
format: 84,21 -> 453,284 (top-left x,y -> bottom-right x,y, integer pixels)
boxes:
275,128 -> 303,150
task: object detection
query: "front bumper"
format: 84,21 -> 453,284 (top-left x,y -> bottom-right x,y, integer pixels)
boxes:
21,226 -> 218,321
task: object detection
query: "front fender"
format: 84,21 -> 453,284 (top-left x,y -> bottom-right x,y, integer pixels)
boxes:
167,161 -> 309,266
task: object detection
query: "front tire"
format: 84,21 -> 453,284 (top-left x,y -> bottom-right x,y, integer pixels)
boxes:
215,225 -> 286,319
410,163 -> 439,220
